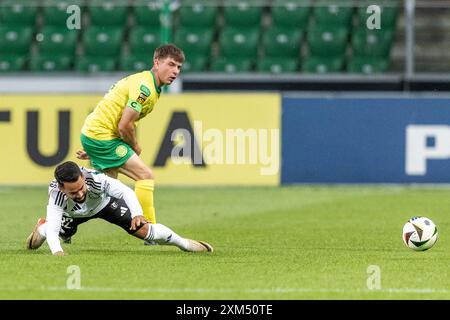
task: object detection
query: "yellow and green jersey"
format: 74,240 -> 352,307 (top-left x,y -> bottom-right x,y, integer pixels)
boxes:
81,70 -> 162,140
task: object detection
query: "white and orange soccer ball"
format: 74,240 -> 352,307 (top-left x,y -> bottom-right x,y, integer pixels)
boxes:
402,217 -> 438,251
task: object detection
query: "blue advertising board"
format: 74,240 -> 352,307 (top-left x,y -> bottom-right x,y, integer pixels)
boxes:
282,97 -> 450,183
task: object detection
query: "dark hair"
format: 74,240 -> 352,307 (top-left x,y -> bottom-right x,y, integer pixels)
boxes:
153,43 -> 185,63
54,161 -> 82,186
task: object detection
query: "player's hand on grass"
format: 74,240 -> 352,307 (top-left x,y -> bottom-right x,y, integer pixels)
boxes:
76,150 -> 90,160
53,251 -> 64,256
130,215 -> 148,231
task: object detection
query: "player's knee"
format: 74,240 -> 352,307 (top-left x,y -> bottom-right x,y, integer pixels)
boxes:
136,168 -> 154,180
60,227 -> 76,238
104,169 -> 119,179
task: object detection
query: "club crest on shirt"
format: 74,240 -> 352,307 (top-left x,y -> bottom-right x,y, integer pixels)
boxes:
115,145 -> 128,158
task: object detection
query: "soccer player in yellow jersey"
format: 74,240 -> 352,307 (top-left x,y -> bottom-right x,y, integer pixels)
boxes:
76,44 -> 184,230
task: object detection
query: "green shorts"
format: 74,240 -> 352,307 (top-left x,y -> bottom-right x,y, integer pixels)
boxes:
80,134 -> 134,171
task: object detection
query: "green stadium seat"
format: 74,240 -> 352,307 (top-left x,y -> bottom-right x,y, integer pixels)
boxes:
42,0 -> 84,26
0,55 -> 26,71
302,56 -> 344,73
347,56 -> 389,74
36,26 -> 78,55
0,0 -> 37,27
211,57 -> 253,73
128,26 -> 161,55
257,57 -> 298,73
358,0 -> 399,29
133,0 -> 161,27
219,27 -> 259,58
223,0 -> 263,27
178,1 -> 218,28
120,54 -> 151,71
83,26 -> 124,56
262,26 -> 302,57
174,27 -> 213,56
313,0 -> 354,27
89,0 -> 129,26
182,50 -> 208,72
29,54 -> 73,71
76,56 -> 117,72
0,26 -> 33,54
352,28 -> 393,58
271,0 -> 311,30
307,24 -> 349,57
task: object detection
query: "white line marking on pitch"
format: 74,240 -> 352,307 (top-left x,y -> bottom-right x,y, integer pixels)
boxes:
39,286 -> 450,294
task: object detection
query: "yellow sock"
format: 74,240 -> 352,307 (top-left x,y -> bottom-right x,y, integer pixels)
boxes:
135,179 -> 156,224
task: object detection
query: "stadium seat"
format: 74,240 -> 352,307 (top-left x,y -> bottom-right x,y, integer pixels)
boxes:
133,0 -> 162,27
119,54 -> 151,71
89,0 -> 129,26
174,27 -> 213,57
76,56 -> 117,72
219,27 -> 259,58
0,26 -> 33,54
358,0 -> 399,29
307,24 -> 349,57
180,52 -> 208,72
210,57 -> 253,73
352,28 -> 393,58
0,55 -> 26,71
313,0 -> 354,27
223,0 -> 263,27
36,26 -> 78,55
302,56 -> 344,73
83,26 -> 124,56
257,57 -> 298,73
347,56 -> 389,74
262,26 -> 302,57
42,0 -> 84,26
128,26 -> 161,55
29,54 -> 73,71
271,0 -> 311,30
178,1 -> 218,28
0,0 -> 37,27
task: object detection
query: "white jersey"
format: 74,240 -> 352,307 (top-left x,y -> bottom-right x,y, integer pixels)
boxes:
45,167 -> 143,254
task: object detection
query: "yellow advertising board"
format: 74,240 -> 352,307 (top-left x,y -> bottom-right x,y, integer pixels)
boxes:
0,94 -> 280,185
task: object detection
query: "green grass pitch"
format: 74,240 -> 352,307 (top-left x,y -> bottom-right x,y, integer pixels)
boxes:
1,185 -> 450,300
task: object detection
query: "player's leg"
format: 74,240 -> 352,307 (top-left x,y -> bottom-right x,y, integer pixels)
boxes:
25,217 -> 47,249
58,215 -> 92,243
119,154 -> 157,224
80,134 -> 157,225
135,223 -> 213,252
103,167 -> 119,179
97,198 -> 213,252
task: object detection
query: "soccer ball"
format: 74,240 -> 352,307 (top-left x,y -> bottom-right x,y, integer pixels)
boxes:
402,217 -> 438,251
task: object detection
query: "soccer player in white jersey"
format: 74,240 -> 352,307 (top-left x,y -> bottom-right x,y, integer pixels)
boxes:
25,161 -> 213,256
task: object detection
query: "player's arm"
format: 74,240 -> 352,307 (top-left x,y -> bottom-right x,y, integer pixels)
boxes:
46,191 -> 65,255
118,103 -> 141,155
102,175 -> 147,230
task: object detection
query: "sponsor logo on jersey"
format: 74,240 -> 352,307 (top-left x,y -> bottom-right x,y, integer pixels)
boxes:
137,93 -> 147,105
140,84 -> 150,96
137,85 -> 150,105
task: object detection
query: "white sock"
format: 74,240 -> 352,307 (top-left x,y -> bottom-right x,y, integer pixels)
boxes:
145,223 -> 189,250
38,223 -> 47,237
